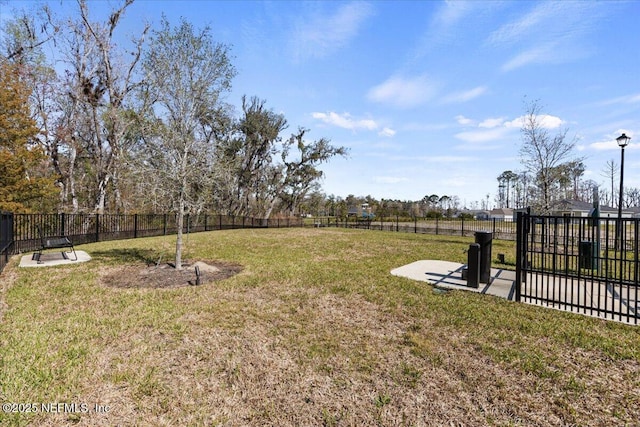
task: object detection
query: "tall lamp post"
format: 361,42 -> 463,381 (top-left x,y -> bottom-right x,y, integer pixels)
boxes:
616,133 -> 631,250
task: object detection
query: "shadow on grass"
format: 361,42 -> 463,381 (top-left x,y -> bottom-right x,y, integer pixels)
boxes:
90,248 -> 161,266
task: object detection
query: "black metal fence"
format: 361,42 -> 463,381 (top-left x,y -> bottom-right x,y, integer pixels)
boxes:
516,212 -> 639,324
0,212 -> 303,274
312,216 -> 517,239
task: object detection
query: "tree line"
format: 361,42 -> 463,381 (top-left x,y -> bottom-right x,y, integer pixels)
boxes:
296,193 -> 463,220
0,0 -> 347,221
493,100 -> 638,213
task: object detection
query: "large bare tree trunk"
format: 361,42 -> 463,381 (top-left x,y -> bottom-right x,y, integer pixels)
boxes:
94,174 -> 110,214
68,145 -> 79,213
175,197 -> 185,270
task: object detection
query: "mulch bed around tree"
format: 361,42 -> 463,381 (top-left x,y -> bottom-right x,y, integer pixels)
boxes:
101,260 -> 243,289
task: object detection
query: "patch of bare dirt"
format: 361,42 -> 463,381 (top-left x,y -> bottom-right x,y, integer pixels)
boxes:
101,260 -> 243,289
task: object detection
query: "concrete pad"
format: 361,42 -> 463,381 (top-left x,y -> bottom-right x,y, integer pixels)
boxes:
391,260 -> 517,301
19,250 -> 91,268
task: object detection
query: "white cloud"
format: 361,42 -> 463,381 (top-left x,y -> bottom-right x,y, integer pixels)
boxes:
504,114 -> 563,129
367,74 -> 438,108
536,114 -> 564,129
487,2 -> 602,71
487,2 -> 561,47
596,93 -> 640,106
589,131 -> 636,151
312,111 -> 377,131
588,141 -> 616,151
419,0 -> 483,49
442,86 -> 488,104
501,42 -> 560,72
292,2 -> 374,60
455,127 -> 510,143
453,112 -> 566,147
378,127 -> 396,137
588,140 -> 632,151
455,115 -> 474,126
479,117 -> 505,128
434,0 -> 474,28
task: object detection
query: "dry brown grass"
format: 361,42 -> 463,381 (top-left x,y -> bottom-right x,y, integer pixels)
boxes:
1,228 -> 638,426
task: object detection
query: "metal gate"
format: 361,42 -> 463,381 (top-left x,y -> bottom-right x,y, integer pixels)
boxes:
516,211 -> 639,324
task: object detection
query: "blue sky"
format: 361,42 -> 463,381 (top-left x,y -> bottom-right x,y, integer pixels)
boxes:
2,0 -> 639,207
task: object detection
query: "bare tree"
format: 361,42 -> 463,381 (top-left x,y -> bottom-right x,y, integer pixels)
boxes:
2,5 -> 58,63
625,187 -> 640,208
519,100 -> 581,214
601,159 -> 618,207
140,17 -> 235,269
3,1 -> 148,214
72,0 -> 148,213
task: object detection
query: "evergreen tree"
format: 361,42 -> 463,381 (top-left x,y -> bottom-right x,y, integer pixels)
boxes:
0,60 -> 57,212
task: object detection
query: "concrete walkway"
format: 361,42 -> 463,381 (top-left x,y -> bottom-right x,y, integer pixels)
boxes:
391,260 -> 517,300
19,250 -> 91,267
391,260 -> 638,325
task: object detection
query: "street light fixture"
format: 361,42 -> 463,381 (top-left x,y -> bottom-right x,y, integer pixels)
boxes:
616,133 -> 631,250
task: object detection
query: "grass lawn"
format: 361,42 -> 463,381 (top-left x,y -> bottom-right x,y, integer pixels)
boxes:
0,228 -> 638,426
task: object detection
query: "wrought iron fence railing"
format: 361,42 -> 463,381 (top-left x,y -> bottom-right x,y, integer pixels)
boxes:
310,216 -> 518,239
0,212 -> 303,274
516,212 -> 639,324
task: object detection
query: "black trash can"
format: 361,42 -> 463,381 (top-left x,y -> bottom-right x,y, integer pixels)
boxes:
579,241 -> 598,270
475,231 -> 492,284
466,243 -> 480,288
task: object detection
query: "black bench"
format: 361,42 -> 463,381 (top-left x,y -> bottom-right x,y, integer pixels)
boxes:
33,226 -> 77,264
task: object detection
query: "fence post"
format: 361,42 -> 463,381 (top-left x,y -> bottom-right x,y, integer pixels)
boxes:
60,212 -> 65,237
414,216 -> 417,233
95,214 -> 100,242
0,212 -> 14,254
514,212 -> 523,302
134,214 -> 138,238
436,218 -> 439,235
461,217 -> 464,236
493,218 -> 496,235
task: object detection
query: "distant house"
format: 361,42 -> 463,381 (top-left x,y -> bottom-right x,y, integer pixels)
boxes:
347,203 -> 374,219
550,199 -> 633,218
490,208 -> 514,222
457,209 -> 490,220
